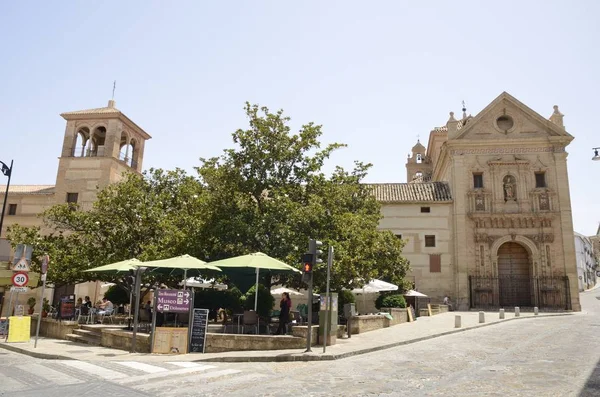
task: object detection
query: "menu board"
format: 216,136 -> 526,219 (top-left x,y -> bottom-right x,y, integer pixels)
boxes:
189,308 -> 209,353
59,295 -> 76,320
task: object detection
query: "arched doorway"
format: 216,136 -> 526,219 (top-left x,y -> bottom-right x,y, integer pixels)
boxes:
497,242 -> 532,307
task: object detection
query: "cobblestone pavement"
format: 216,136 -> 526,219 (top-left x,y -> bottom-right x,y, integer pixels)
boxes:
2,290 -> 600,397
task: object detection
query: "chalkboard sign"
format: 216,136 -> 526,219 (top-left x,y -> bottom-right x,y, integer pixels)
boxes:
0,319 -> 7,336
189,308 -> 209,353
59,295 -> 76,320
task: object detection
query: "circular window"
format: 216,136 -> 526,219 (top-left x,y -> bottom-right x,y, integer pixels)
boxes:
496,115 -> 514,131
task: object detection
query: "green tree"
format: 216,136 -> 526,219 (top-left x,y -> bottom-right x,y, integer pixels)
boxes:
196,103 -> 410,292
7,168 -> 207,288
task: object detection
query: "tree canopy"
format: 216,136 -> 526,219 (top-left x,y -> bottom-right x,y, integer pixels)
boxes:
7,102 -> 410,293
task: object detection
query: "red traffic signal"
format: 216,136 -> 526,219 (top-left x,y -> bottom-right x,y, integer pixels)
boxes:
303,262 -> 313,273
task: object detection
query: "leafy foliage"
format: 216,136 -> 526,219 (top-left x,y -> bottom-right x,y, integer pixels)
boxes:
337,289 -> 356,313
104,285 -> 130,305
375,293 -> 407,309
6,102 -> 410,296
244,284 -> 275,317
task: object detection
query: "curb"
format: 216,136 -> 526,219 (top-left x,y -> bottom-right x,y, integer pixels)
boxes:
193,312 -> 574,363
0,313 -> 574,363
0,342 -> 74,360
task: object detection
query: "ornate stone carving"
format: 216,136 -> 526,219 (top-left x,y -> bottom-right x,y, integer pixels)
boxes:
524,233 -> 555,244
451,147 -> 565,155
475,195 -> 485,211
475,233 -> 488,243
503,175 -> 517,201
539,193 -> 549,211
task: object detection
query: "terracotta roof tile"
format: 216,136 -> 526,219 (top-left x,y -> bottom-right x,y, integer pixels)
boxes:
0,185 -> 55,195
368,182 -> 452,203
60,106 -> 121,116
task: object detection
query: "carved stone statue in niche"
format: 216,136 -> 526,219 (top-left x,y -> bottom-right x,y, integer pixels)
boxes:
539,193 -> 549,211
475,195 -> 485,211
503,175 -> 517,201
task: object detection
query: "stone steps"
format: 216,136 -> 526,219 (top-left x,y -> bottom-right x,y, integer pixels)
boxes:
65,324 -> 111,346
65,331 -> 102,346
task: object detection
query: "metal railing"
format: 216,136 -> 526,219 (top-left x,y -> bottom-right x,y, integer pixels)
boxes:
469,275 -> 570,310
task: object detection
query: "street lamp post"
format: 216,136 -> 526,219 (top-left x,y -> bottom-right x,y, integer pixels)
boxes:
0,160 -> 14,238
592,148 -> 600,161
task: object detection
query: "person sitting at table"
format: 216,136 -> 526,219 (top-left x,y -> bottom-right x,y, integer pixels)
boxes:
97,298 -> 113,315
83,296 -> 92,309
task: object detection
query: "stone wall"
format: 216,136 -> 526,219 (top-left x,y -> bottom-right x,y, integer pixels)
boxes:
29,316 -> 79,339
381,308 -> 409,325
205,333 -> 306,353
101,329 -> 151,353
349,315 -> 388,334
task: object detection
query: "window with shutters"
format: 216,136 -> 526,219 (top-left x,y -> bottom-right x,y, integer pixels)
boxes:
8,204 -> 17,216
66,193 -> 78,204
425,235 -> 436,247
429,254 -> 441,273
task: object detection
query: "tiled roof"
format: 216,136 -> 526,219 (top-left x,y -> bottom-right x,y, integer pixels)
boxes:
368,182 -> 452,203
0,185 -> 55,195
433,119 -> 465,132
408,174 -> 432,183
60,106 -> 121,116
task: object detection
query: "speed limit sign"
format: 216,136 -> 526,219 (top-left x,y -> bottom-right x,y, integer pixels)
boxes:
12,272 -> 29,287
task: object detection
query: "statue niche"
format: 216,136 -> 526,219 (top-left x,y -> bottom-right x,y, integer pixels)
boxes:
503,175 -> 517,202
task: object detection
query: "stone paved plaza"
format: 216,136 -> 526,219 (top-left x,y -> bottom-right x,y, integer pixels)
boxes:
2,289 -> 600,396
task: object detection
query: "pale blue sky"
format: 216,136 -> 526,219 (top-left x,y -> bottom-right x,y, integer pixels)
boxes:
1,1 -> 599,234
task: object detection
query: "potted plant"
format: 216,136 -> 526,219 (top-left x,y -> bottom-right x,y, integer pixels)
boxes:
27,297 -> 36,315
41,298 -> 51,318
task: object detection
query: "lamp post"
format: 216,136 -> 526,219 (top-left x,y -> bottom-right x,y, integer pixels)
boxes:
592,148 -> 600,161
0,160 -> 13,239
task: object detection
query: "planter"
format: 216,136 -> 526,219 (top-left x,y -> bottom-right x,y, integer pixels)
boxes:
28,308 -> 35,315
41,311 -> 48,318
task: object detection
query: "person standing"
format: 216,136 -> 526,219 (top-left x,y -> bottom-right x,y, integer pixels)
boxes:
275,292 -> 291,335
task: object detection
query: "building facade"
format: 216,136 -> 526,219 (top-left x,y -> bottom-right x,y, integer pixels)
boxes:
0,100 -> 151,313
373,92 -> 581,311
0,92 -> 582,313
574,232 -> 597,291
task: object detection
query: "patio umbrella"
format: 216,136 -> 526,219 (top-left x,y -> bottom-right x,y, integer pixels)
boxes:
403,290 -> 427,316
403,290 -> 427,297
142,254 -> 222,288
207,252 -> 301,311
179,277 -> 228,290
84,258 -> 142,273
84,258 -> 142,319
351,279 -> 399,314
270,287 -> 303,296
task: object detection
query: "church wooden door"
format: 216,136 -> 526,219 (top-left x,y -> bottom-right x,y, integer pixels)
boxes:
497,242 -> 532,307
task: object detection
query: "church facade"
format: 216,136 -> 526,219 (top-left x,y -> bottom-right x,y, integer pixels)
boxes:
373,92 -> 580,311
0,92 -> 581,312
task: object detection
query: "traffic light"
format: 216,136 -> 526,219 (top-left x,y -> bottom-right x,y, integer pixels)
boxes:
301,253 -> 313,283
309,239 -> 323,267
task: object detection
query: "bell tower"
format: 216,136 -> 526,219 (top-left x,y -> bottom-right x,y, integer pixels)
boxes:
54,100 -> 151,210
406,140 -> 432,182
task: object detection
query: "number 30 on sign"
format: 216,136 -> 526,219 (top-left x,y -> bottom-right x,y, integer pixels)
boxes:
12,272 -> 29,287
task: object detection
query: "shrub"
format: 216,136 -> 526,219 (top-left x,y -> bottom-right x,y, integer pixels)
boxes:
337,290 -> 355,313
27,297 -> 36,308
194,287 -> 243,313
244,284 -> 274,318
375,293 -> 406,309
104,285 -> 130,305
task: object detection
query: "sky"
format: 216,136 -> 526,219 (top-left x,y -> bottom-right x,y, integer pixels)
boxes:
0,1 -> 599,234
